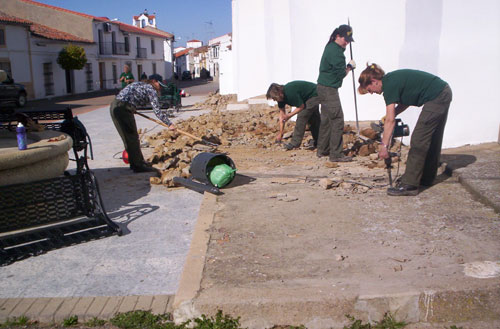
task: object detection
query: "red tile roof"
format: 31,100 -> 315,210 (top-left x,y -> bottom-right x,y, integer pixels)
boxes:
188,39 -> 201,43
133,15 -> 156,20
14,1 -> 168,40
0,11 -> 93,43
116,22 -> 171,39
175,48 -> 192,58
20,0 -> 99,20
143,26 -> 174,39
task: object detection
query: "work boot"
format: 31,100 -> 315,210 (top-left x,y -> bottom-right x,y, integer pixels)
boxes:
283,143 -> 299,151
304,139 -> 316,151
316,151 -> 328,158
329,156 -> 353,163
387,183 -> 418,196
131,162 -> 159,174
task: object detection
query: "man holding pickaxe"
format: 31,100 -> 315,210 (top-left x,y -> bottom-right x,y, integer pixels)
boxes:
110,75 -> 176,173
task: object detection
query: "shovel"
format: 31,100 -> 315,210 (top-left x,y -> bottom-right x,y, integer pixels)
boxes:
134,111 -> 218,147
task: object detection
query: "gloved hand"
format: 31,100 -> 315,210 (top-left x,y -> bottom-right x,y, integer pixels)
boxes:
380,115 -> 386,124
347,59 -> 356,70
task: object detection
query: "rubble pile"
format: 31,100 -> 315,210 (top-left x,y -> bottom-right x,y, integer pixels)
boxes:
192,92 -> 237,111
144,104 -> 407,187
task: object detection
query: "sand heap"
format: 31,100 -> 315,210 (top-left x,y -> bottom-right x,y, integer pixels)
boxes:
145,105 -> 406,187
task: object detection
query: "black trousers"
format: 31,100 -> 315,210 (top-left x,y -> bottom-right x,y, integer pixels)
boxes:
402,85 -> 452,186
109,99 -> 145,167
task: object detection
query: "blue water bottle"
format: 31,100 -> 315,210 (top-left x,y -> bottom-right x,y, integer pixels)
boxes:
16,122 -> 27,150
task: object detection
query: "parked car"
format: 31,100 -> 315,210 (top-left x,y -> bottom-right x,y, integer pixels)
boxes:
0,73 -> 27,109
181,71 -> 192,80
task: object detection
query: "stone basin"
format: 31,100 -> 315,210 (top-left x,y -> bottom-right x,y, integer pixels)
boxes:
0,130 -> 73,186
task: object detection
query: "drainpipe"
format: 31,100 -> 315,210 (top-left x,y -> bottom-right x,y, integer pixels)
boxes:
26,27 -> 35,100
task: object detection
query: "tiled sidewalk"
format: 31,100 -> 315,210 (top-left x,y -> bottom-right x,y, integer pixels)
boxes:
0,295 -> 173,323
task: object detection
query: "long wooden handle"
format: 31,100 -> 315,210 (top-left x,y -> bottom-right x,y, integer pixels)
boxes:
134,111 -> 203,142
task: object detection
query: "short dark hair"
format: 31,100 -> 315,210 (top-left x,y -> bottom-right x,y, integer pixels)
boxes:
266,83 -> 284,101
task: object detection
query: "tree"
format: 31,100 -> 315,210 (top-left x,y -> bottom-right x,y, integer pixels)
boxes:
57,44 -> 87,70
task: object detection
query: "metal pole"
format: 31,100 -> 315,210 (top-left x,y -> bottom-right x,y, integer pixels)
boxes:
348,18 -> 360,135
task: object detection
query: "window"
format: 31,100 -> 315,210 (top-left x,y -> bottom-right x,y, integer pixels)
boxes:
43,62 -> 54,96
112,64 -> 117,84
141,19 -> 146,28
124,36 -> 129,53
0,61 -> 11,76
151,39 -> 155,54
152,63 -> 156,74
85,63 -> 93,91
0,28 -> 5,46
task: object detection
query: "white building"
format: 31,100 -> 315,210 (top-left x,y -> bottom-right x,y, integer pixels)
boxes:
174,48 -> 192,78
0,11 -> 95,99
231,0 -> 500,147
186,40 -> 202,49
132,9 -> 175,80
208,33 -> 232,80
1,0 -> 170,98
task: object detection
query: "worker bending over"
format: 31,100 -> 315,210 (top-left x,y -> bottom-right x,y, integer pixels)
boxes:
110,75 -> 175,173
266,81 -> 321,151
358,63 -> 452,196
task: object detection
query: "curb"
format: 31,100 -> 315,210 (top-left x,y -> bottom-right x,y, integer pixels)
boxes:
172,193 -> 217,323
0,295 -> 173,324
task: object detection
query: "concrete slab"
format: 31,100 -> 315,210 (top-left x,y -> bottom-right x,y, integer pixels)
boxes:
173,144 -> 500,328
225,103 -> 250,111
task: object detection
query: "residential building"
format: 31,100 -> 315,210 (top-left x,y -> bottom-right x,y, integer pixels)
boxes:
0,11 -> 94,99
208,33 -> 232,82
231,0 -> 500,147
174,48 -> 192,78
133,9 -> 175,80
186,40 -> 202,49
1,0 -> 170,99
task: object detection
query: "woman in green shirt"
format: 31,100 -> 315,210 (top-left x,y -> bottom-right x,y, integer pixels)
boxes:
119,64 -> 135,89
316,24 -> 356,162
358,63 -> 452,196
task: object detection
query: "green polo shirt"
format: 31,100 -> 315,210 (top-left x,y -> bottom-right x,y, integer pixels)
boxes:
382,69 -> 447,107
120,72 -> 135,88
317,42 -> 347,88
277,81 -> 318,108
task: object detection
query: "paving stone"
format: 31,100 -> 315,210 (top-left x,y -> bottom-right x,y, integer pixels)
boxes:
117,296 -> 138,314
7,297 -> 36,318
99,297 -> 123,320
151,295 -> 171,315
24,298 -> 51,320
0,298 -> 22,322
38,298 -> 64,324
83,296 -> 109,321
71,297 -> 94,322
53,297 -> 80,322
135,295 -> 154,311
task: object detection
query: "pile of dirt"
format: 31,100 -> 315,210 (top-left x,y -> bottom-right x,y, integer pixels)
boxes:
145,105 -> 407,187
192,92 -> 237,111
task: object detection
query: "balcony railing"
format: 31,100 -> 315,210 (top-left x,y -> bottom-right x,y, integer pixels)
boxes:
136,47 -> 147,59
98,42 -> 128,55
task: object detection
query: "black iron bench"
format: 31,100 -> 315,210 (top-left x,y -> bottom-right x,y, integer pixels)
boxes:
0,108 -> 122,266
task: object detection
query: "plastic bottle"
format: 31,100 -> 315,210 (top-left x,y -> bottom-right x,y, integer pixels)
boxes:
16,122 -> 27,150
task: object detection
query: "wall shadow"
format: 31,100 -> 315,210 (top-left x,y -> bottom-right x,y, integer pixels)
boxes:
90,167 -> 160,234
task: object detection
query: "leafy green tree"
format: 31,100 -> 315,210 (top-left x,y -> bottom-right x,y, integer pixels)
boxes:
57,44 -> 87,70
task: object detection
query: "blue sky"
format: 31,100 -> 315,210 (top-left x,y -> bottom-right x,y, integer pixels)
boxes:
36,0 -> 232,47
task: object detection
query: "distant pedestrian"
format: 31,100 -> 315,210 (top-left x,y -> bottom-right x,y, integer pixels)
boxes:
266,81 -> 320,150
316,24 -> 356,162
119,64 -> 134,89
140,72 -> 148,81
110,75 -> 175,173
358,63 -> 452,196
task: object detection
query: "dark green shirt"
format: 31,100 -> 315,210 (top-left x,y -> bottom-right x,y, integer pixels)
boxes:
120,72 -> 135,88
382,69 -> 447,107
278,81 -> 318,108
317,42 -> 347,88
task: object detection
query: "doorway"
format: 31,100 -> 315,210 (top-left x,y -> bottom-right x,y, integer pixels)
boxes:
99,62 -> 106,90
65,69 -> 74,94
